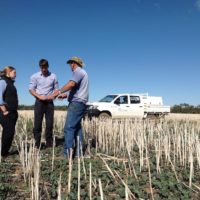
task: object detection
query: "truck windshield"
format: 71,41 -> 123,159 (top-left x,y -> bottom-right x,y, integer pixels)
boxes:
99,95 -> 118,102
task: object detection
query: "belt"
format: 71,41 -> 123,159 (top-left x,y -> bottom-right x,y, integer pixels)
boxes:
36,98 -> 53,103
70,101 -> 86,105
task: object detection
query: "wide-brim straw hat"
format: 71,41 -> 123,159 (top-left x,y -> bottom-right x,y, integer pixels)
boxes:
67,56 -> 85,67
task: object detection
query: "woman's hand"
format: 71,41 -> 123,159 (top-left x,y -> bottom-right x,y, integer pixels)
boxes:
0,105 -> 9,115
3,110 -> 9,116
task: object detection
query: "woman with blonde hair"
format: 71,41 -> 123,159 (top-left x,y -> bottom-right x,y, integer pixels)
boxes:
0,66 -> 18,157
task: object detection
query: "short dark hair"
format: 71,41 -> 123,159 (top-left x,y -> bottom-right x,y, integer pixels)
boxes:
39,59 -> 49,67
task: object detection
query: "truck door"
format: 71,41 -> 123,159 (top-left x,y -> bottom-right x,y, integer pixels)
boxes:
112,95 -> 129,117
128,95 -> 144,117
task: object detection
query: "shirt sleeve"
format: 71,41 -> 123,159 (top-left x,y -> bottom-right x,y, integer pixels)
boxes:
54,75 -> 59,90
70,70 -> 83,84
29,74 -> 37,90
0,80 -> 7,105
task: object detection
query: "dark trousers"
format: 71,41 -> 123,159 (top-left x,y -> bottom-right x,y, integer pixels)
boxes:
33,99 -> 54,148
0,111 -> 18,156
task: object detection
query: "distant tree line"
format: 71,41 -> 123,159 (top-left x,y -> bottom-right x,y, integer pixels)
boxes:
171,103 -> 200,114
18,105 -> 67,110
18,103 -> 200,113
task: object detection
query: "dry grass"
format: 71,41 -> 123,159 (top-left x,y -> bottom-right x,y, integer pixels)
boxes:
166,113 -> 200,120
19,110 -> 200,120
18,110 -> 67,119
18,110 -> 200,121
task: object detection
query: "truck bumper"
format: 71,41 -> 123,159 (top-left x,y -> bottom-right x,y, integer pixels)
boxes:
84,108 -> 101,118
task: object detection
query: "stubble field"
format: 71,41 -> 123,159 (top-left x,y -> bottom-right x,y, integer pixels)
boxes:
0,111 -> 200,199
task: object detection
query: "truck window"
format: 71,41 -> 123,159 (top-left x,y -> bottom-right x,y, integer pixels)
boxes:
130,96 -> 140,104
114,96 -> 128,104
99,95 -> 118,102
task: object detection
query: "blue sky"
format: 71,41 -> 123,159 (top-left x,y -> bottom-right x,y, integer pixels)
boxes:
0,0 -> 200,106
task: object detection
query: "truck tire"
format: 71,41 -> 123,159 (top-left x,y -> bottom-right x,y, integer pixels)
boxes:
99,112 -> 111,120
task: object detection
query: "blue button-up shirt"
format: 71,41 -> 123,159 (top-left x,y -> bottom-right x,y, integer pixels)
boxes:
29,71 -> 59,96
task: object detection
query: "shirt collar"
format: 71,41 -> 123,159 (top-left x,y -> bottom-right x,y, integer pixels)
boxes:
73,66 -> 81,72
40,71 -> 51,76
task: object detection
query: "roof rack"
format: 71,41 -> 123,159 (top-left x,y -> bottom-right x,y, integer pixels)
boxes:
133,93 -> 148,96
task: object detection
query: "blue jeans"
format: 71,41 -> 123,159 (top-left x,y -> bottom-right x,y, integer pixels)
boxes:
63,102 -> 86,157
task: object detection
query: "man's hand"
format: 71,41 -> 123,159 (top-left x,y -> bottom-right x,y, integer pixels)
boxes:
58,93 -> 68,100
47,94 -> 56,100
51,90 -> 60,99
38,95 -> 47,101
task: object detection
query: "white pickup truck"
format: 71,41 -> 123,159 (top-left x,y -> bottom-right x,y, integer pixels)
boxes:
86,93 -> 170,119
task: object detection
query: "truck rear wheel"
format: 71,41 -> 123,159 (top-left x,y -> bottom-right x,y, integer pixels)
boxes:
99,112 -> 111,120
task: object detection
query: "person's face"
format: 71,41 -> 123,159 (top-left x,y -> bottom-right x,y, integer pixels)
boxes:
69,62 -> 78,71
40,64 -> 49,75
8,70 -> 16,79
69,63 -> 74,71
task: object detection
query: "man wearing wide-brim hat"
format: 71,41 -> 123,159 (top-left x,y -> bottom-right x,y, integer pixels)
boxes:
67,56 -> 85,68
53,56 -> 89,158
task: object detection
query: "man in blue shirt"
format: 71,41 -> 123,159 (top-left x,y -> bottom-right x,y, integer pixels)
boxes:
29,59 -> 59,148
54,56 -> 89,158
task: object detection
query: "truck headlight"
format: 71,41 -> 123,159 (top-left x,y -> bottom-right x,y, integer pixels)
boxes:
86,105 -> 98,110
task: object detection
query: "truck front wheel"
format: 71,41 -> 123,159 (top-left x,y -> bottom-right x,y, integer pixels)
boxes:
99,112 -> 111,120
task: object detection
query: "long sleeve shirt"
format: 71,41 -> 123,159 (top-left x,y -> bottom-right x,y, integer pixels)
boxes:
29,71 -> 59,96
